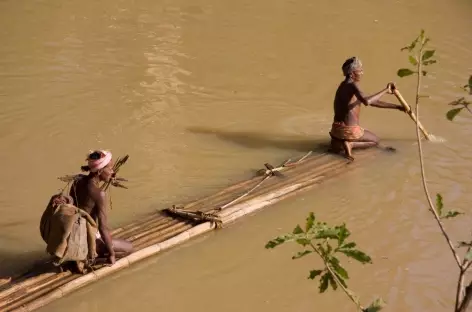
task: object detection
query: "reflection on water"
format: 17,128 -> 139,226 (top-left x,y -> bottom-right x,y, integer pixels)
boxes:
0,0 -> 471,311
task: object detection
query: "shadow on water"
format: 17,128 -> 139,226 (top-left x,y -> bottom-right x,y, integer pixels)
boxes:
187,126 -> 415,153
187,126 -> 331,153
0,249 -> 52,280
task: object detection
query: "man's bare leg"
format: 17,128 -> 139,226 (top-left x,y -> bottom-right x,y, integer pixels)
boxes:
96,238 -> 134,259
342,141 -> 354,161
328,138 -> 344,153
352,129 -> 396,152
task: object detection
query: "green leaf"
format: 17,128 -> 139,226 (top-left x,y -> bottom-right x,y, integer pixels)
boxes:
295,238 -> 311,246
446,107 -> 464,121
408,55 -> 418,66
327,273 -> 337,291
401,37 -> 419,52
397,68 -> 416,77
339,249 -> 372,264
422,50 -> 435,61
341,242 -> 357,249
465,250 -> 472,261
305,212 -> 315,232
326,242 -> 333,256
435,193 -> 443,216
334,272 -> 348,288
319,273 -> 330,293
308,269 -> 323,280
468,75 -> 472,94
265,236 -> 290,249
330,258 -> 349,279
292,250 -> 313,259
364,298 -> 386,312
442,210 -> 463,219
293,225 -> 304,234
265,233 -> 305,249
423,37 -> 430,47
315,228 -> 340,240
423,60 -> 437,66
337,225 -> 350,246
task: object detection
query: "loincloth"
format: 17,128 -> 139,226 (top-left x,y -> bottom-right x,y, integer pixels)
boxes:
329,122 -> 365,141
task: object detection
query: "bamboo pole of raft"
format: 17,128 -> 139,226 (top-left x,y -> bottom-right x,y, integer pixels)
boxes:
118,217 -> 180,241
1,274 -> 78,312
8,222 -> 217,312
393,89 -> 432,140
127,219 -> 187,242
186,154 -> 336,214
180,152 -> 321,211
221,155 -> 361,208
0,272 -> 59,301
4,150 -> 376,312
133,223 -> 195,249
112,213 -> 170,237
0,272 -> 74,306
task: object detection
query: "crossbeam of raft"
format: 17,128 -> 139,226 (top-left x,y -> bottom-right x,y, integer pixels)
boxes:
0,149 -> 381,312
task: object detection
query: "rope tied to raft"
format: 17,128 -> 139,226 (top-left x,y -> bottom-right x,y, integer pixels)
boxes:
164,205 -> 223,228
163,151 -> 313,228
216,151 -> 313,211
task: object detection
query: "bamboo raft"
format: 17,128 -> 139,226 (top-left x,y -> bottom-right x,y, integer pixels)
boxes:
0,148 -> 381,312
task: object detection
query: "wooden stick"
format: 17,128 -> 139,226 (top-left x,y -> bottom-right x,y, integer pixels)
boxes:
114,216 -> 175,240
1,273 -> 77,311
393,89 -> 432,140
132,222 -> 194,248
127,219 -> 183,242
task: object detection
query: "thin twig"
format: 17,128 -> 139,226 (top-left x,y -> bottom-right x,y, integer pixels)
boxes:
458,281 -> 472,312
414,48 -> 462,269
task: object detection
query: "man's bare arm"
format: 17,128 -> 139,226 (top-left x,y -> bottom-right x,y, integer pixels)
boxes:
94,190 -> 115,258
351,83 -> 389,106
370,100 -> 404,110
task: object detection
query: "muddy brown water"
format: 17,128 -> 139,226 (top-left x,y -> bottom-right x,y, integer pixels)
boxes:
0,0 -> 471,311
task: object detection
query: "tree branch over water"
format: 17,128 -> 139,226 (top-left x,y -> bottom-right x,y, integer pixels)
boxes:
397,29 -> 471,312
266,30 -> 471,312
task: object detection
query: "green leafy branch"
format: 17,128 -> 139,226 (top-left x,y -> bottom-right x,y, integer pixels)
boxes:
265,212 -> 384,312
446,75 -> 472,121
397,30 -> 471,312
435,194 -> 463,219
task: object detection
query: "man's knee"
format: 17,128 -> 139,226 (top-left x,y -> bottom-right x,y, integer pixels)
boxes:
113,239 -> 134,254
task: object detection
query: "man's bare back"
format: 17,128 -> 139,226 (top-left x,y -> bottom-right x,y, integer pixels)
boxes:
329,57 -> 406,160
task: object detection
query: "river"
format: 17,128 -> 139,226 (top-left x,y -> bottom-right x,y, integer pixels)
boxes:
0,0 -> 471,311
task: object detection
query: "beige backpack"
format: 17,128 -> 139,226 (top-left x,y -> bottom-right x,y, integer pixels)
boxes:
40,193 -> 98,271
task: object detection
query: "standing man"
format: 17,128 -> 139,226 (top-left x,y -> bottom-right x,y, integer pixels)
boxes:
329,57 -> 406,160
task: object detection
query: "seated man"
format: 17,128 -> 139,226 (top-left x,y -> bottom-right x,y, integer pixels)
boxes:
70,150 -> 133,265
329,57 -> 406,160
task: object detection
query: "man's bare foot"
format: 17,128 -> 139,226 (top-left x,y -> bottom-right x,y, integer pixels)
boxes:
342,141 -> 353,160
0,277 -> 11,286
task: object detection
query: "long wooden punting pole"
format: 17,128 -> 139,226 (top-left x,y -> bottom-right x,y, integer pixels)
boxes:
4,150 -> 378,312
393,89 -> 432,141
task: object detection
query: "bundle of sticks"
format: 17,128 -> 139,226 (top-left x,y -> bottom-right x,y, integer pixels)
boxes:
58,154 -> 130,190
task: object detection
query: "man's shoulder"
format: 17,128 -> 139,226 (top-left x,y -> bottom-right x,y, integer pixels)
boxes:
84,182 -> 105,198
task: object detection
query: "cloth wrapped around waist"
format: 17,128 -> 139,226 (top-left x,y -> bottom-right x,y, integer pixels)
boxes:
329,122 -> 365,141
